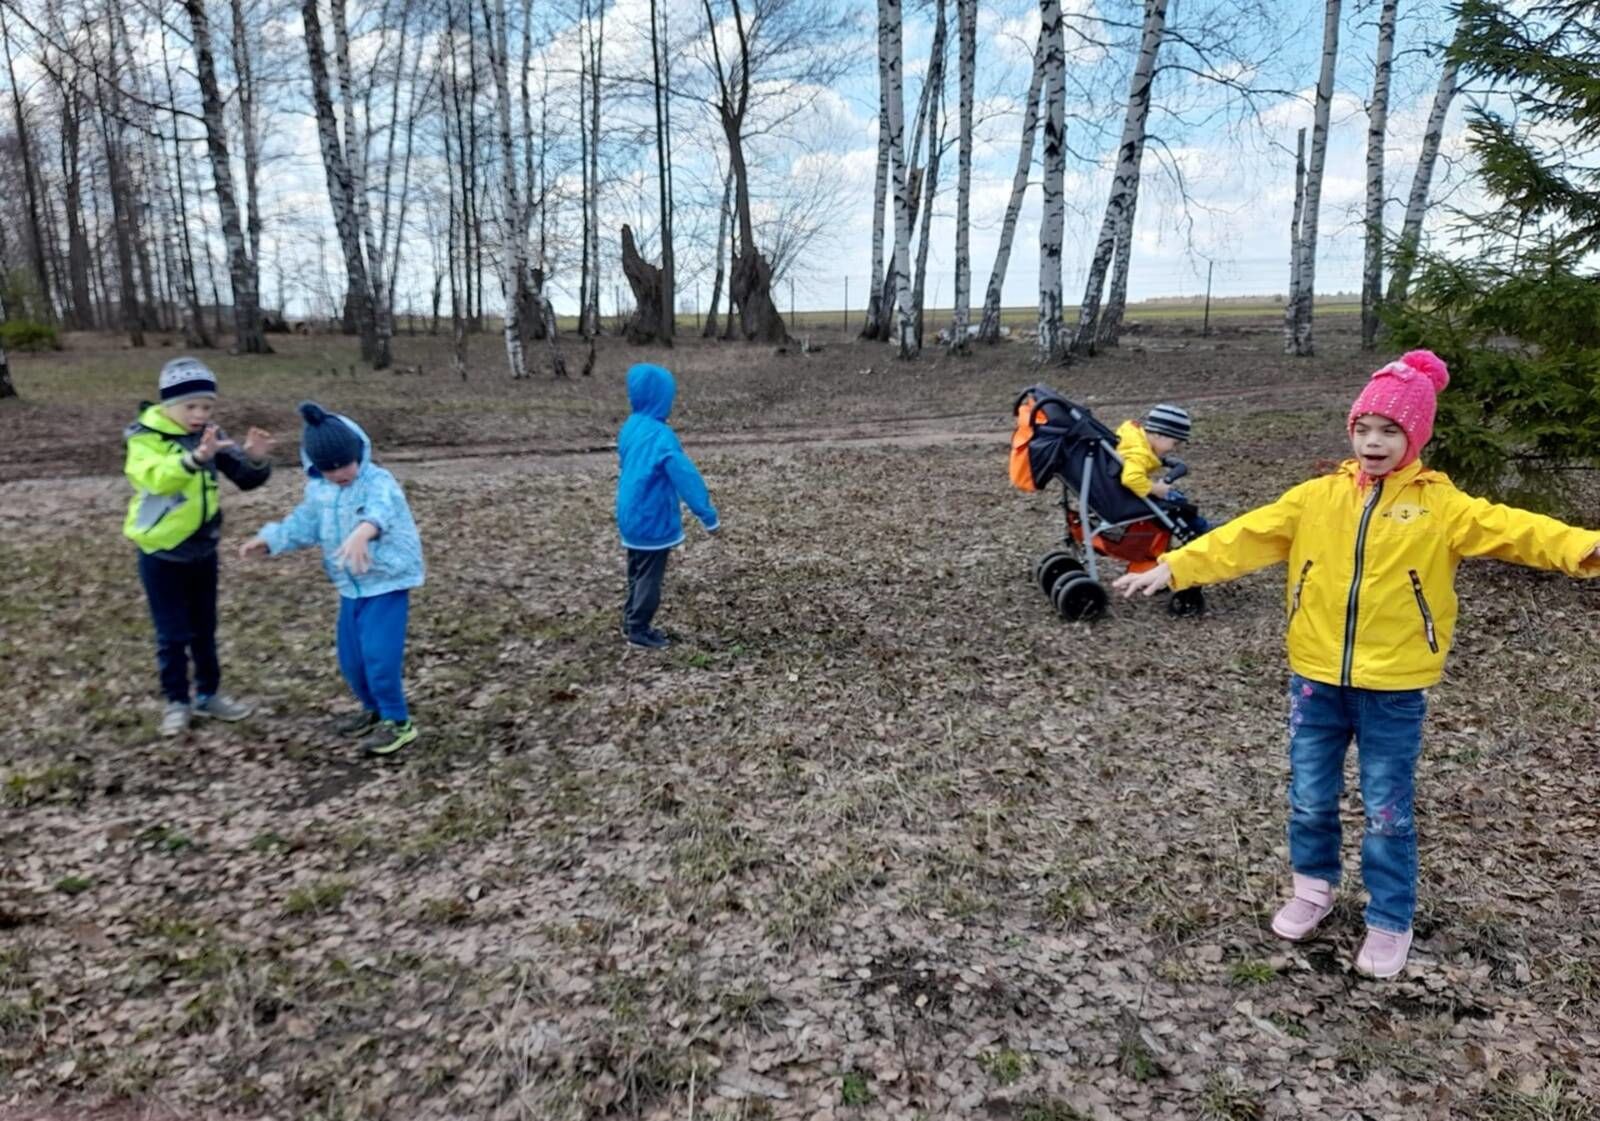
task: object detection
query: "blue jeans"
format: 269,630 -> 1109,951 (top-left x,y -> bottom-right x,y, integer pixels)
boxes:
138,550 -> 221,703
1287,674 -> 1426,933
336,591 -> 410,722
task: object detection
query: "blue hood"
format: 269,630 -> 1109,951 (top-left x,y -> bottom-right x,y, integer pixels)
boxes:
627,364 -> 676,420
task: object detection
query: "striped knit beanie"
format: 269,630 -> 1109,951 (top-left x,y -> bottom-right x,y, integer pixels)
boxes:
1144,404 -> 1191,442
158,357 -> 218,403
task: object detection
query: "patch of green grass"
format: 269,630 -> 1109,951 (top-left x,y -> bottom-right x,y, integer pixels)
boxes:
978,1047 -> 1034,1086
418,897 -> 473,925
1268,1011 -> 1309,1040
3,762 -> 89,806
54,875 -> 93,895
840,1070 -> 872,1107
1041,883 -> 1091,928
1336,1037 -> 1438,1082
765,850 -> 880,947
0,946 -> 32,988
1467,1072 -> 1595,1121
406,783 -> 521,857
249,830 -> 293,854
1017,1097 -> 1091,1121
1199,1071 -> 1264,1121
0,997 -> 43,1034
1118,1032 -> 1162,1082
284,878 -> 354,917
1227,959 -> 1277,986
138,823 -> 197,854
718,981 -> 778,1029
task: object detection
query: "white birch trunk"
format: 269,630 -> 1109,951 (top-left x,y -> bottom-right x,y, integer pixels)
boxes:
949,0 -> 975,351
1037,0 -> 1067,364
1072,0 -> 1166,355
1387,37 -> 1459,305
912,0 -> 947,348
1361,0 -> 1398,351
863,33 -> 891,341
331,0 -> 390,367
486,0 -> 527,377
1284,127 -> 1306,354
1289,0 -> 1341,357
977,35 -> 1044,344
703,169 -> 732,337
1097,132 -> 1143,347
880,0 -> 917,358
301,0 -> 381,365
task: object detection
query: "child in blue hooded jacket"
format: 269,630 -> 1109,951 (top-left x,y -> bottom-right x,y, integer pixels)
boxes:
615,363 -> 719,648
240,402 -> 425,756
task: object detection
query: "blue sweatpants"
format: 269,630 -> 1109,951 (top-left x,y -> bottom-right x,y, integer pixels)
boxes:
336,590 -> 410,722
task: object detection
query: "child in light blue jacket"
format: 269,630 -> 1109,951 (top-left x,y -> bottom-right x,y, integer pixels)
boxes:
615,363 -> 719,648
241,402 -> 425,756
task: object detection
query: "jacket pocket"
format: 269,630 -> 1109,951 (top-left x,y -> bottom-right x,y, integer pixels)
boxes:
1408,569 -> 1439,654
1289,560 -> 1313,624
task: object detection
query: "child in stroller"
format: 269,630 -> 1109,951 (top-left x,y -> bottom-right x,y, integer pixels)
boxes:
1011,385 -> 1207,620
1114,404 -> 1212,536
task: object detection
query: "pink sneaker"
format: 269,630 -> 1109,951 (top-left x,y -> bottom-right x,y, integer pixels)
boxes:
1270,874 -> 1334,941
1356,927 -> 1413,979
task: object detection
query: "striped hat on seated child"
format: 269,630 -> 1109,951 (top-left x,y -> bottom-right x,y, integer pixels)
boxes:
1144,404 -> 1191,442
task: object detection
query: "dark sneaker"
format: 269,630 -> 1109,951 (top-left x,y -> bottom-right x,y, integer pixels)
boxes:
626,629 -> 670,649
333,709 -> 381,736
192,693 -> 254,721
160,701 -> 191,739
359,719 -> 418,757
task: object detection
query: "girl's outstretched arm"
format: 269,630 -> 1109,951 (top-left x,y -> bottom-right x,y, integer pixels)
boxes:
1446,489 -> 1600,576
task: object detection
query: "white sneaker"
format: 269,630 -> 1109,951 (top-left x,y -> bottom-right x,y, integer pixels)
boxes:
160,701 -> 191,738
192,693 -> 253,722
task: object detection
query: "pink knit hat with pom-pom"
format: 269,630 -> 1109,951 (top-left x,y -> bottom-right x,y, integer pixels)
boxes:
1348,350 -> 1450,469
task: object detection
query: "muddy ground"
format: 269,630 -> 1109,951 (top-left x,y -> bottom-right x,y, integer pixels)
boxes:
1,318 -> 1597,1120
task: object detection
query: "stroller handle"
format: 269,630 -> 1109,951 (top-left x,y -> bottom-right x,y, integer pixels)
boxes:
1163,459 -> 1189,483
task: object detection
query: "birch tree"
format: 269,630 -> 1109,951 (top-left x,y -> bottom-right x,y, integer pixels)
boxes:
861,28 -> 891,340
485,0 -> 527,377
1386,29 -> 1460,305
650,0 -> 675,343
0,285 -> 14,399
1361,0 -> 1398,351
1286,0 -> 1340,357
948,0 -> 975,351
1072,0 -> 1166,356
1037,0 -> 1068,364
1284,126 -> 1306,353
2,7 -> 55,321
911,0 -> 947,348
879,0 -> 916,357
302,0 -> 384,366
183,0 -> 269,353
1097,143 -> 1142,347
703,169 -> 733,337
976,35 -> 1044,344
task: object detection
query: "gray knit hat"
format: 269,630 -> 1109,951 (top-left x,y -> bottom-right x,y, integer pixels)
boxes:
159,357 -> 218,403
1144,404 -> 1191,442
298,401 -> 363,472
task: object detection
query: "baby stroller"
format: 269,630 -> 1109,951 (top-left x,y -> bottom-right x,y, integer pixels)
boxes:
1010,384 -> 1206,621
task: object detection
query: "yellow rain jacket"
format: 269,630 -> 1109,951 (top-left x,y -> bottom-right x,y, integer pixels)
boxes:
123,404 -> 272,558
1164,460 -> 1600,690
1114,420 -> 1164,498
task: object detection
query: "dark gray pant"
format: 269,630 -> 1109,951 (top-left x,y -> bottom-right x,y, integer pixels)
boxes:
624,548 -> 671,638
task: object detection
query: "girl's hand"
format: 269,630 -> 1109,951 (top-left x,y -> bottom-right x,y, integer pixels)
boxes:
242,427 -> 277,462
1112,562 -> 1173,598
193,424 -> 237,464
334,530 -> 373,575
238,536 -> 270,560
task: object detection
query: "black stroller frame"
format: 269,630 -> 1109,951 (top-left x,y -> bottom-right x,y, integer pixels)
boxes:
1014,386 -> 1203,621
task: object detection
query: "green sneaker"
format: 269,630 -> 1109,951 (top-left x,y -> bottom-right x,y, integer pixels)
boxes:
359,719 -> 418,758
333,709 -> 381,736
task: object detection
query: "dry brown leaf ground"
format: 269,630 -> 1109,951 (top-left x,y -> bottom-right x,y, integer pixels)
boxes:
1,319 -> 1598,1120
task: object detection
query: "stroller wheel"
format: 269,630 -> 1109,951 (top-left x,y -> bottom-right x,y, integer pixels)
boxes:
1052,572 -> 1108,621
1168,587 -> 1206,617
1035,550 -> 1083,596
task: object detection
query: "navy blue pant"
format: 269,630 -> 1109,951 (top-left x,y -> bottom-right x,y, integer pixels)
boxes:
337,590 -> 410,722
138,550 -> 221,704
624,548 -> 671,638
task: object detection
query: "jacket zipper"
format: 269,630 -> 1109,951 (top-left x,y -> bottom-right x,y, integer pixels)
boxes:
1289,560 -> 1313,622
1409,569 -> 1439,653
1341,479 -> 1383,687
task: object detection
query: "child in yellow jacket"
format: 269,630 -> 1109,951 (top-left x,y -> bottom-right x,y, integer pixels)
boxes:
1114,351 -> 1600,979
1116,404 -> 1211,533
